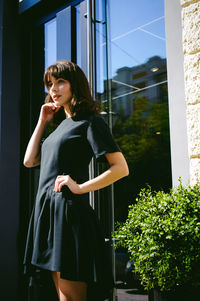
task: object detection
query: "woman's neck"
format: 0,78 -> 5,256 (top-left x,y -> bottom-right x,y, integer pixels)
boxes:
64,106 -> 72,119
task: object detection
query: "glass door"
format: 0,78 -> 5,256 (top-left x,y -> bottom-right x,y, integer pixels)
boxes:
87,1 -> 117,300
24,2 -> 88,300
30,0 -> 87,205
93,0 -> 172,300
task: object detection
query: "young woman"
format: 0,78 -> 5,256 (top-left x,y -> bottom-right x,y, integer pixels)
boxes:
23,60 -> 129,301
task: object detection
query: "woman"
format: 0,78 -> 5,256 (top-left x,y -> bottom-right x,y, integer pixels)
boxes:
23,60 -> 129,301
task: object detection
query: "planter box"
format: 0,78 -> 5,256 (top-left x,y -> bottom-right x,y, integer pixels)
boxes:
149,287 -> 200,301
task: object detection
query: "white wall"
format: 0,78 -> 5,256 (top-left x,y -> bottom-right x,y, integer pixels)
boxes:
165,0 -> 190,187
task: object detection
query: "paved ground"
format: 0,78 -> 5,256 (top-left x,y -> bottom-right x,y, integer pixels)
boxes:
117,289 -> 148,301
116,282 -> 148,301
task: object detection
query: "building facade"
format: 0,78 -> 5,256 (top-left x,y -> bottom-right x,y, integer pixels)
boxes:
181,0 -> 200,186
0,0 -> 199,300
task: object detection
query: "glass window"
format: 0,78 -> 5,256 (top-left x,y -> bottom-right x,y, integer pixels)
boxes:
94,0 -> 107,103
109,0 -> 171,216
44,18 -> 57,71
75,4 -> 81,66
94,0 -> 113,235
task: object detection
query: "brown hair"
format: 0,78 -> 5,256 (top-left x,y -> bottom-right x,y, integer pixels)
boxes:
44,60 -> 100,120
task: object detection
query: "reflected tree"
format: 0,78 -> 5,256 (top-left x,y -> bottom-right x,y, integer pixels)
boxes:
113,95 -> 172,222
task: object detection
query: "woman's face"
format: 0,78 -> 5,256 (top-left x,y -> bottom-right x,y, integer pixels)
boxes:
47,76 -> 73,108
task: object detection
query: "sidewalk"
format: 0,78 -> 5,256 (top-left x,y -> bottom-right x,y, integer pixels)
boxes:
116,282 -> 148,301
117,289 -> 148,301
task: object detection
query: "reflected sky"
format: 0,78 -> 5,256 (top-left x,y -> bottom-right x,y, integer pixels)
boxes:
75,4 -> 81,67
110,0 -> 166,76
44,18 -> 57,70
43,0 -> 166,97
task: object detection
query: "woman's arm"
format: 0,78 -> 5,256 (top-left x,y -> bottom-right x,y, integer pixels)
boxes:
23,103 -> 60,168
54,152 -> 129,193
23,119 -> 48,167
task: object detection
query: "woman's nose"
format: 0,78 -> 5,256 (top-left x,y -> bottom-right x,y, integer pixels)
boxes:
51,83 -> 57,92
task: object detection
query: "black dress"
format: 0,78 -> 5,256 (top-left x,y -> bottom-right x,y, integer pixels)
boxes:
23,114 -> 121,300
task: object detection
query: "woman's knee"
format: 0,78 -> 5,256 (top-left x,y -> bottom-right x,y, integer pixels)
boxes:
58,278 -> 87,301
59,289 -> 73,301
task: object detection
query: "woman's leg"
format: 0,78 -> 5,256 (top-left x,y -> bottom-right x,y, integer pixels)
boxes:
52,271 -> 60,298
52,271 -> 87,301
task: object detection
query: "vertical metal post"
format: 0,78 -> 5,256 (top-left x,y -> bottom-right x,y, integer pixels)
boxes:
87,0 -> 95,209
80,0 -> 88,75
87,0 -> 93,92
105,0 -> 116,300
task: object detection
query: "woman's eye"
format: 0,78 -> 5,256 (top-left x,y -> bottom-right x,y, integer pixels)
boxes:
57,79 -> 64,83
47,82 -> 52,88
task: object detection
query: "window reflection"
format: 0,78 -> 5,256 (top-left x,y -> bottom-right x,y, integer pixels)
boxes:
111,56 -> 168,116
88,0 -> 171,298
75,4 -> 81,66
94,0 -> 108,108
108,0 -> 171,218
108,0 -> 171,299
44,18 -> 56,96
44,18 -> 57,70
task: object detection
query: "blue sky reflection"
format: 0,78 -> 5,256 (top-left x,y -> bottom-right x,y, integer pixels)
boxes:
110,0 -> 166,76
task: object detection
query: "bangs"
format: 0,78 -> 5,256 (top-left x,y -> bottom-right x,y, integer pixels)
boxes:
44,62 -> 71,87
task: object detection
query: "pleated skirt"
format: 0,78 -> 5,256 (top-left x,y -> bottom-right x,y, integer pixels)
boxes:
23,185 -> 114,301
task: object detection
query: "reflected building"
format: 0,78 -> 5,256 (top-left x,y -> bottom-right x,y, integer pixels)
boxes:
110,56 -> 167,116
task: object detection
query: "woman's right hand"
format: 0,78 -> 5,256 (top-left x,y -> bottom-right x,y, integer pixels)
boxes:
24,102 -> 61,168
39,103 -> 61,123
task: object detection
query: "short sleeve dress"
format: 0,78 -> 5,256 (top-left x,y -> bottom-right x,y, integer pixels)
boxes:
23,114 -> 121,301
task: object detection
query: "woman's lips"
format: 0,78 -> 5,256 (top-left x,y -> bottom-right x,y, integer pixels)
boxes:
53,95 -> 61,100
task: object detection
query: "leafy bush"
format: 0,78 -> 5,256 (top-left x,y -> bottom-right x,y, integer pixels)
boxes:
114,182 -> 200,291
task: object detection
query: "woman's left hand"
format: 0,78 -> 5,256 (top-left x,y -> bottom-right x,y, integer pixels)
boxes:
54,175 -> 82,194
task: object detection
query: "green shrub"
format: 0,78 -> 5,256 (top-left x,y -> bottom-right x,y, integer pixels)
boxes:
114,182 -> 200,291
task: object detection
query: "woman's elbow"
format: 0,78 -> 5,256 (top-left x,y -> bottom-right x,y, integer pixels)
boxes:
123,164 -> 129,177
125,166 -> 129,177
23,159 -> 40,168
118,163 -> 129,178
23,160 -> 33,168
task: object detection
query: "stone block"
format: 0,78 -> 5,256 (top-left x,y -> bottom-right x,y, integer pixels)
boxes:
186,104 -> 200,157
184,53 -> 200,104
181,0 -> 200,8
182,2 -> 200,54
190,158 -> 200,186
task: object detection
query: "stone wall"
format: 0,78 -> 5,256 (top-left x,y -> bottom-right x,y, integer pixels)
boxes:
181,0 -> 200,185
